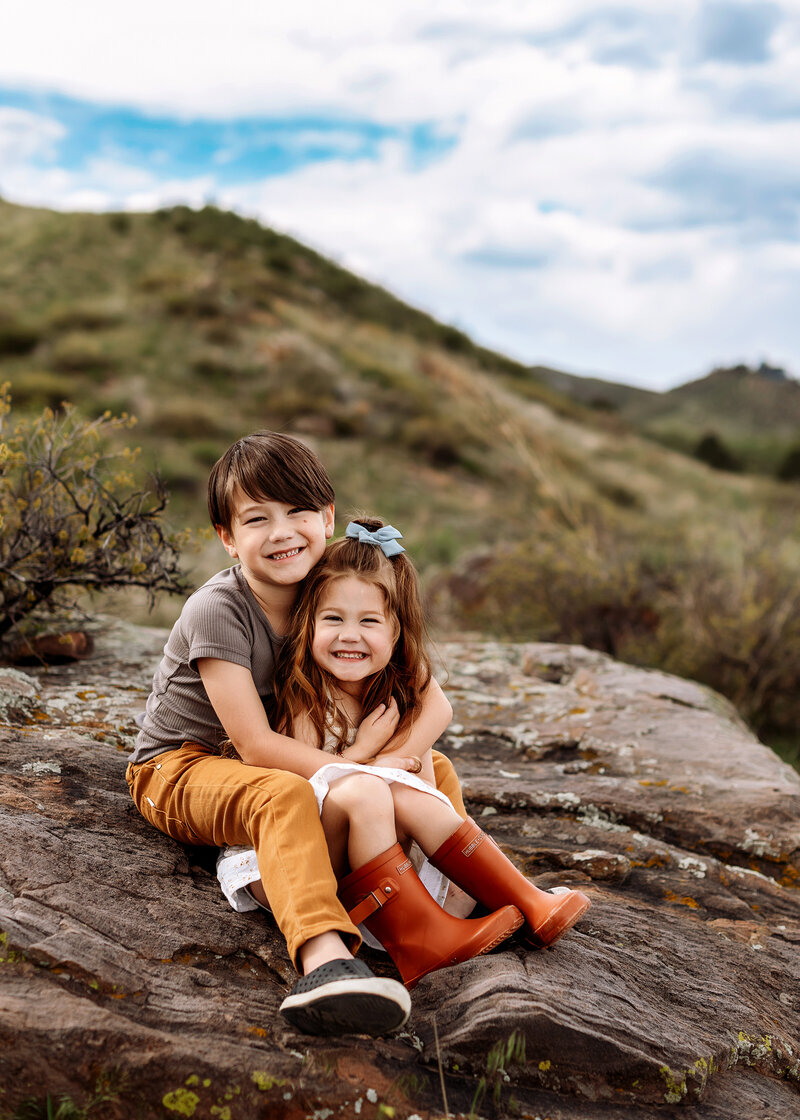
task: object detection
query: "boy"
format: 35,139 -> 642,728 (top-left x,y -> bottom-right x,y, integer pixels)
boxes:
126,431 -> 462,1036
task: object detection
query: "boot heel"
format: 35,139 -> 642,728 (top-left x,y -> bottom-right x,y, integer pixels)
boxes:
526,891 -> 591,948
431,818 -> 592,950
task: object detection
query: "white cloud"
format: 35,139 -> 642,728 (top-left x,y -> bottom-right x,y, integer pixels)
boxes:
2,1 -> 800,386
0,107 -> 64,163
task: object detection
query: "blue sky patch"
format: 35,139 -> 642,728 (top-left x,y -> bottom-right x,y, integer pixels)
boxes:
0,87 -> 457,184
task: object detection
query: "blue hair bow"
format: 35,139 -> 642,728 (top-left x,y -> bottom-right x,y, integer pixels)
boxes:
345,522 -> 406,558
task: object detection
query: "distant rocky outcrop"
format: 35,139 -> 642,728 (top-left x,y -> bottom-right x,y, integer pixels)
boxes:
1,619 -> 799,1119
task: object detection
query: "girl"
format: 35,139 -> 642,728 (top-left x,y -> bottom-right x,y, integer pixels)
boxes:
218,519 -> 590,994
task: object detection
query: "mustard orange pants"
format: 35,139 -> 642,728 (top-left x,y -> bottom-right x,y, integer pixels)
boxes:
126,744 -> 466,968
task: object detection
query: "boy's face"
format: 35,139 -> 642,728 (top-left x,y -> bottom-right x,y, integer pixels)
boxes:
217,491 -> 334,596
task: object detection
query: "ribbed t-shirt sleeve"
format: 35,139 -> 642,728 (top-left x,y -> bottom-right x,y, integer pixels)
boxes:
180,583 -> 255,672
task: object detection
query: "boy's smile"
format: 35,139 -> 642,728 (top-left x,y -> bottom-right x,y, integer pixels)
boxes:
217,493 -> 334,606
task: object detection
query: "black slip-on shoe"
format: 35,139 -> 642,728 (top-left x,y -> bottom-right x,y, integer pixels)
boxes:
279,958 -> 411,1037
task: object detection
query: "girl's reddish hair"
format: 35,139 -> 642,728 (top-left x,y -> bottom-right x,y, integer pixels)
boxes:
274,517 -> 432,752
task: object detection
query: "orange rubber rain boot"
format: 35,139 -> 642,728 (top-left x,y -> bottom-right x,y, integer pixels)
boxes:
338,843 -> 523,989
430,819 -> 590,948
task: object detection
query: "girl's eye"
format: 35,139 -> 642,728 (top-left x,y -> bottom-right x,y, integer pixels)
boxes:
362,617 -> 382,625
320,613 -> 342,623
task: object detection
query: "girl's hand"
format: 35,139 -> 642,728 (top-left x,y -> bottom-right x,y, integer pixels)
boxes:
346,698 -> 400,760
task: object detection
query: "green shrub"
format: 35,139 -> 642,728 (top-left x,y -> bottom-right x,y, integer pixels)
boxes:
0,385 -> 189,642
694,432 -> 741,472
46,300 -> 123,333
50,332 -> 115,374
7,371 -> 70,410
164,286 -> 225,319
440,516 -> 800,741
777,446 -> 800,482
0,317 -> 41,356
149,398 -> 234,440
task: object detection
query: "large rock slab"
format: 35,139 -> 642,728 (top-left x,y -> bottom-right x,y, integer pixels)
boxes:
1,621 -> 799,1118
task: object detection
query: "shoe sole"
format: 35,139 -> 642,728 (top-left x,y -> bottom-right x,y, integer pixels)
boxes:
280,977 -> 411,1036
525,892 -> 591,948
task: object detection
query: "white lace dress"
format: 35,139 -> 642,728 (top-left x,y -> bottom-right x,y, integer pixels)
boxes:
215,734 -> 452,948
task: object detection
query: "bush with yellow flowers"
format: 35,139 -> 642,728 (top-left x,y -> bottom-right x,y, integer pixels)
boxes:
0,383 -> 189,643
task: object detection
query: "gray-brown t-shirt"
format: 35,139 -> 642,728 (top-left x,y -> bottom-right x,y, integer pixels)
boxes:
129,566 -> 285,764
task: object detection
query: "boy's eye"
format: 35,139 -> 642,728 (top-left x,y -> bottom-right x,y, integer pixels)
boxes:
289,507 -> 311,515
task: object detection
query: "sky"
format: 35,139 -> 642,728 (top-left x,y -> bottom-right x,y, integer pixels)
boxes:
2,1 -> 800,390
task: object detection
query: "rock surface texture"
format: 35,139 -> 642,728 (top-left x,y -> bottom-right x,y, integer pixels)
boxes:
1,619 -> 799,1120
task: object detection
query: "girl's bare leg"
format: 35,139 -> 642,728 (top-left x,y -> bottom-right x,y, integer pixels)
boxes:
390,783 -> 477,916
320,773 -> 398,876
441,881 -> 476,918
390,782 -> 464,854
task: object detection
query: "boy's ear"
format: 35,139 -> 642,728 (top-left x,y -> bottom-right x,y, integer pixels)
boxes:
216,525 -> 238,558
324,503 -> 335,539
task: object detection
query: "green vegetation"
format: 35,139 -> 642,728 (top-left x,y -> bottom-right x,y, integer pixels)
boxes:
469,1031 -> 527,1117
0,386 -> 188,644
440,512 -> 800,753
5,1071 -> 128,1120
2,197 -> 800,766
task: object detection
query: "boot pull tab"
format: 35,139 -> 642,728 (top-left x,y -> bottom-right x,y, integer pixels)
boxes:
347,876 -> 398,925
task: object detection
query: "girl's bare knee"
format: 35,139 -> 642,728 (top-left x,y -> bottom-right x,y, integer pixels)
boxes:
326,773 -> 393,815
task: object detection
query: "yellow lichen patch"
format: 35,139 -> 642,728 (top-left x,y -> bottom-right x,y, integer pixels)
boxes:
162,1088 -> 199,1116
538,1060 -> 552,1072
251,1072 -> 287,1092
630,855 -> 669,869
0,931 -> 23,964
248,1025 -> 267,1038
185,1075 -> 199,1087
659,1066 -> 686,1104
210,1108 -> 230,1120
664,890 -> 700,909
778,865 -> 799,888
639,779 -> 667,787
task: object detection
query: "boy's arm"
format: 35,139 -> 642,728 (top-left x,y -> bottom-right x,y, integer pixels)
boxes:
198,658 -> 328,778
360,679 -> 453,764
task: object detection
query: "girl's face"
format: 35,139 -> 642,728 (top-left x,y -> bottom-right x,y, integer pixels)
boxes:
311,575 -> 397,689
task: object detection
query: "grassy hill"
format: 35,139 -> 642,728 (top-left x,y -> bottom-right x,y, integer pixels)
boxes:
537,361 -> 800,475
2,197 -> 800,764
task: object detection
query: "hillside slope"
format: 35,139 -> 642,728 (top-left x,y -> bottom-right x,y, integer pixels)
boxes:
3,198 -> 800,754
537,361 -> 800,473
0,198 -> 785,552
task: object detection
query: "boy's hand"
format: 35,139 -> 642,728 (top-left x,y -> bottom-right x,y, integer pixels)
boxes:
369,754 -> 425,775
344,698 -> 400,761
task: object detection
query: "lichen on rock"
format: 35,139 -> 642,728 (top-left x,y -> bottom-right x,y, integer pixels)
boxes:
1,619 -> 799,1118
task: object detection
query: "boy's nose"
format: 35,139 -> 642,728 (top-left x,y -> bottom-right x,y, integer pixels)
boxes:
268,519 -> 293,540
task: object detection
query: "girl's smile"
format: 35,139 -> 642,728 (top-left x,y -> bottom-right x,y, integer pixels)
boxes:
311,576 -> 397,689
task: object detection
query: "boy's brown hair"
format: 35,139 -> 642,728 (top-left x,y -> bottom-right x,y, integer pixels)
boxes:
208,431 -> 335,531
